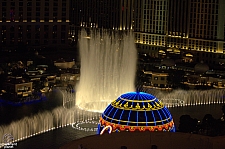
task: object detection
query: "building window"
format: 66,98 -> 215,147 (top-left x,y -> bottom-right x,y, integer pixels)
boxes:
53,25 -> 57,31
27,2 -> 32,6
2,2 -> 6,6
10,8 -> 15,22
27,33 -> 31,38
27,12 -> 31,16
36,17 -> 40,22
10,26 -> 15,32
27,7 -> 32,11
61,25 -> 66,31
61,39 -> 65,44
11,2 -> 15,6
44,32 -> 48,39
62,8 -> 66,12
44,40 -> 48,44
62,18 -> 66,22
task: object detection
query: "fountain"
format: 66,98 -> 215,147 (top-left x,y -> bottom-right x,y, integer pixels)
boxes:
0,29 -> 138,147
0,28 -> 225,147
1,88 -> 225,148
75,29 -> 137,112
149,89 -> 225,107
0,104 -> 101,148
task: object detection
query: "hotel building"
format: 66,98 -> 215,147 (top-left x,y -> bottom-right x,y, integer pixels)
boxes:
134,0 -> 225,66
69,0 -> 134,42
1,0 -> 225,66
0,0 -> 70,51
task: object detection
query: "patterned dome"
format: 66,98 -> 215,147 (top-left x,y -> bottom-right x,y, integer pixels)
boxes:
97,92 -> 175,134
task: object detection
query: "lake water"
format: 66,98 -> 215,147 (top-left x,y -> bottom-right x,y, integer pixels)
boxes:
0,89 -> 224,149
12,104 -> 224,149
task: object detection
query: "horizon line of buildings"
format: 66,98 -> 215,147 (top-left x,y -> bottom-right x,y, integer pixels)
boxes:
1,0 -> 225,66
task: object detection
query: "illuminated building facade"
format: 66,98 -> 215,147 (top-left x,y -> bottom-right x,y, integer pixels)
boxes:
97,92 -> 175,135
134,0 -> 225,65
0,0 -> 70,50
69,0 -> 134,42
168,0 -> 189,38
134,0 -> 168,58
151,71 -> 169,88
4,77 -> 33,101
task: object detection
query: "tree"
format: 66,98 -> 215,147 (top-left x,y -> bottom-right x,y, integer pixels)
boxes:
199,114 -> 218,136
167,70 -> 185,89
178,115 -> 198,133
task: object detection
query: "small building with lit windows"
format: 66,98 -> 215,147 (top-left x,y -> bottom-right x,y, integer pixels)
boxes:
97,92 -> 175,135
143,70 -> 170,89
151,71 -> 169,88
3,77 -> 33,101
151,72 -> 169,88
54,60 -> 75,69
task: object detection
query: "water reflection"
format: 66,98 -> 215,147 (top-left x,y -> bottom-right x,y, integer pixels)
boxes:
0,88 -> 224,148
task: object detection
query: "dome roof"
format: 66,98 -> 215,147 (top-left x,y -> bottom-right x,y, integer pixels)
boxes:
98,92 -> 175,134
194,62 -> 209,74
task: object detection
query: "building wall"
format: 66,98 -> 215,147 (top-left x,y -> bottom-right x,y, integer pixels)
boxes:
120,0 -> 134,30
1,0 -> 225,64
133,0 -> 225,65
168,0 -> 190,37
0,0 -> 70,50
69,0 -> 134,43
151,72 -> 168,88
54,61 -> 75,69
70,0 -> 133,30
134,0 -> 168,34
60,132 -> 225,149
136,43 -> 159,57
189,0 -> 217,39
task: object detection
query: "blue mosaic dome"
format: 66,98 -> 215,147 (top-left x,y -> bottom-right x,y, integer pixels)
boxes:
98,92 -> 175,134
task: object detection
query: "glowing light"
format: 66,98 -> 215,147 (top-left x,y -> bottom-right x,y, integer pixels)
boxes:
1,87 -> 224,146
71,118 -> 99,132
98,92 -> 175,134
100,125 -> 112,135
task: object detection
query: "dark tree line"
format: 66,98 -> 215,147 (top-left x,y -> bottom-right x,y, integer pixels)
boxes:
178,105 -> 225,136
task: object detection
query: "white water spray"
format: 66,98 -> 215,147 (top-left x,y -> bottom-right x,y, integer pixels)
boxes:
75,30 -> 137,112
